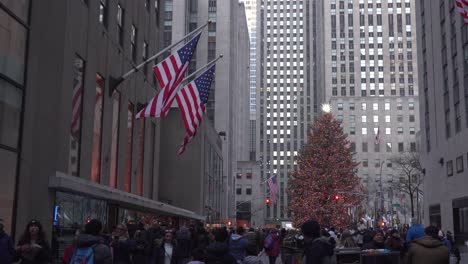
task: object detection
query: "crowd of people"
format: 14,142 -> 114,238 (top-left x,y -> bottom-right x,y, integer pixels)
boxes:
0,217 -> 463,264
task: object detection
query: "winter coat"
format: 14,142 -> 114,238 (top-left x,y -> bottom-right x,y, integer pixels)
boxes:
228,234 -> 248,261
0,231 -> 15,264
242,255 -> 262,264
264,233 -> 281,257
111,237 -> 136,264
406,224 -> 425,243
16,238 -> 51,264
70,234 -> 113,264
132,238 -> 152,264
205,242 -> 237,264
303,237 -> 335,264
153,242 -> 182,264
176,228 -> 192,258
407,236 -> 449,264
385,236 -> 404,252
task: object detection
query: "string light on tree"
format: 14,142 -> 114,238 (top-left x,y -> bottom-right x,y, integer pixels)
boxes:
321,103 -> 332,113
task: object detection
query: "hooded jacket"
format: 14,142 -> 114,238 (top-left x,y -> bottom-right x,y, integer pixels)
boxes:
304,237 -> 335,264
406,224 -> 425,243
228,234 -> 248,261
407,236 -> 449,264
264,233 -> 281,257
73,234 -> 112,264
205,242 -> 237,264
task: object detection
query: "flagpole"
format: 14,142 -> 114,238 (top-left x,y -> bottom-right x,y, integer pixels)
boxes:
181,55 -> 223,84
108,20 -> 211,96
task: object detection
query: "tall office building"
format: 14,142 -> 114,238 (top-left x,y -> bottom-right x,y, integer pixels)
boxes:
316,0 -> 420,219
166,0 -> 250,221
416,1 -> 468,238
257,0 -> 316,224
243,0 -> 258,160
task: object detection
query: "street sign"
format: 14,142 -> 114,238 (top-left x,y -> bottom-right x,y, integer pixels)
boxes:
392,203 -> 400,208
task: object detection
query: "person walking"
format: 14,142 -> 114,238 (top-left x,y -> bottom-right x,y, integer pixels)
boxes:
111,224 -> 135,264
264,229 -> 281,264
228,227 -> 248,262
205,229 -> 237,264
153,230 -> 181,264
301,220 -> 334,264
406,219 -> 425,246
407,226 -> 449,264
133,229 -> 151,264
68,219 -> 112,264
0,219 -> 15,264
244,228 -> 261,256
16,220 -> 51,264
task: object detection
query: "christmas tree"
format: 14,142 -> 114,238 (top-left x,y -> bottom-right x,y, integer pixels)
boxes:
287,113 -> 360,228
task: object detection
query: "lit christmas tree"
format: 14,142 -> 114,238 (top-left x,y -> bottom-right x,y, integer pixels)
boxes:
287,113 -> 360,228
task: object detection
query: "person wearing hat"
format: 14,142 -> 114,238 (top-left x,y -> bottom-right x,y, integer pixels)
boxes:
0,219 -> 15,264
407,226 -> 449,264
16,220 -> 51,264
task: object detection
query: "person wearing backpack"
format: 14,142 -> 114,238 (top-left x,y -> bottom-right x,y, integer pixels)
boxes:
69,219 -> 112,264
264,229 -> 281,264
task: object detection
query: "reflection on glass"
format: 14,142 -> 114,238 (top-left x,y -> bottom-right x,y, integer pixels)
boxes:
0,79 -> 22,148
91,74 -> 104,183
125,103 -> 134,192
68,56 -> 85,177
0,8 -> 27,84
109,91 -> 120,188
0,149 -> 17,233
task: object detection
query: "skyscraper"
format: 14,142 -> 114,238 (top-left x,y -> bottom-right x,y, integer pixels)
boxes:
316,0 -> 420,218
257,0 -> 316,223
167,0 -> 250,221
416,0 -> 468,234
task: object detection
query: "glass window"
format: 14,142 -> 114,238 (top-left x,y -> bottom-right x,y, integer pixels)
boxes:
447,160 -> 453,176
362,115 -> 367,122
362,142 -> 368,152
0,8 -> 28,84
350,127 -> 356,135
386,142 -> 392,152
99,0 -> 108,27
91,75 -> 104,183
362,127 -> 368,135
68,56 -> 85,177
409,115 -> 415,122
373,103 -> 379,110
125,103 -> 134,192
349,103 -> 355,110
362,159 -> 368,167
0,148 -> 17,233
137,120 -> 145,196
397,115 -> 403,122
385,115 -> 391,122
409,127 -> 415,134
350,115 -> 355,122
361,102 -> 367,110
0,79 -> 22,148
397,127 -> 403,134
131,25 -> 137,61
456,156 -> 464,173
337,103 -> 343,110
373,115 -> 379,123
386,127 -> 391,134
398,142 -> 404,152
246,187 -> 252,195
385,103 -> 390,110
409,102 -> 415,110
117,4 -> 125,45
109,91 -> 120,188
236,187 -> 242,195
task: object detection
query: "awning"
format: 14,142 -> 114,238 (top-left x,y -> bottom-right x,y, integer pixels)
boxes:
49,172 -> 205,221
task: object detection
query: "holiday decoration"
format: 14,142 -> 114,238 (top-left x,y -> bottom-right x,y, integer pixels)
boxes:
287,113 -> 360,229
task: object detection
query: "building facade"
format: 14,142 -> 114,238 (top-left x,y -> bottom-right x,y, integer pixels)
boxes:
315,0 -> 420,223
257,0 -> 317,225
235,161 -> 263,228
166,0 -> 250,222
1,0 -> 208,241
416,0 -> 468,243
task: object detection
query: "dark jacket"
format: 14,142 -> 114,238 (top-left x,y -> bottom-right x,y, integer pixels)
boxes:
304,237 -> 334,264
362,240 -> 386,250
385,236 -> 404,252
228,234 -> 248,261
205,242 -> 237,264
73,234 -> 112,264
132,237 -> 151,264
0,231 -> 15,264
153,242 -> 182,264
16,238 -> 51,264
264,233 -> 281,257
245,231 -> 261,255
407,236 -> 449,264
111,238 -> 136,264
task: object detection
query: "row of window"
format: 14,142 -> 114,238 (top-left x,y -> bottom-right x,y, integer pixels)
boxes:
336,102 -> 415,111
338,114 -> 415,123
348,126 -> 415,136
236,186 -> 253,195
351,141 -> 416,154
446,154 -> 468,177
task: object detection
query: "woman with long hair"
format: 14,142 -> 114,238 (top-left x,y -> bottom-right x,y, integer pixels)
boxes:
16,220 -> 51,264
153,229 -> 181,264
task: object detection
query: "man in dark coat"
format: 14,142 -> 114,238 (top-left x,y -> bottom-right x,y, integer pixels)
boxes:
205,229 -> 237,264
407,226 -> 449,264
301,220 -> 334,264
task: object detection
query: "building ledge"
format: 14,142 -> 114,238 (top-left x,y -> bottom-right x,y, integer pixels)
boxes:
49,172 -> 205,221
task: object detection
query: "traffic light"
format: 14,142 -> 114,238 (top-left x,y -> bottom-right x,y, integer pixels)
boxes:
227,221 -> 232,226
334,195 -> 340,200
265,198 -> 271,205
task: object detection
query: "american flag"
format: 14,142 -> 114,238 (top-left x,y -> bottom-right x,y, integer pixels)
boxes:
455,0 -> 468,24
267,175 -> 278,204
71,58 -> 84,140
136,33 -> 201,119
375,127 -> 381,145
176,65 -> 216,155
